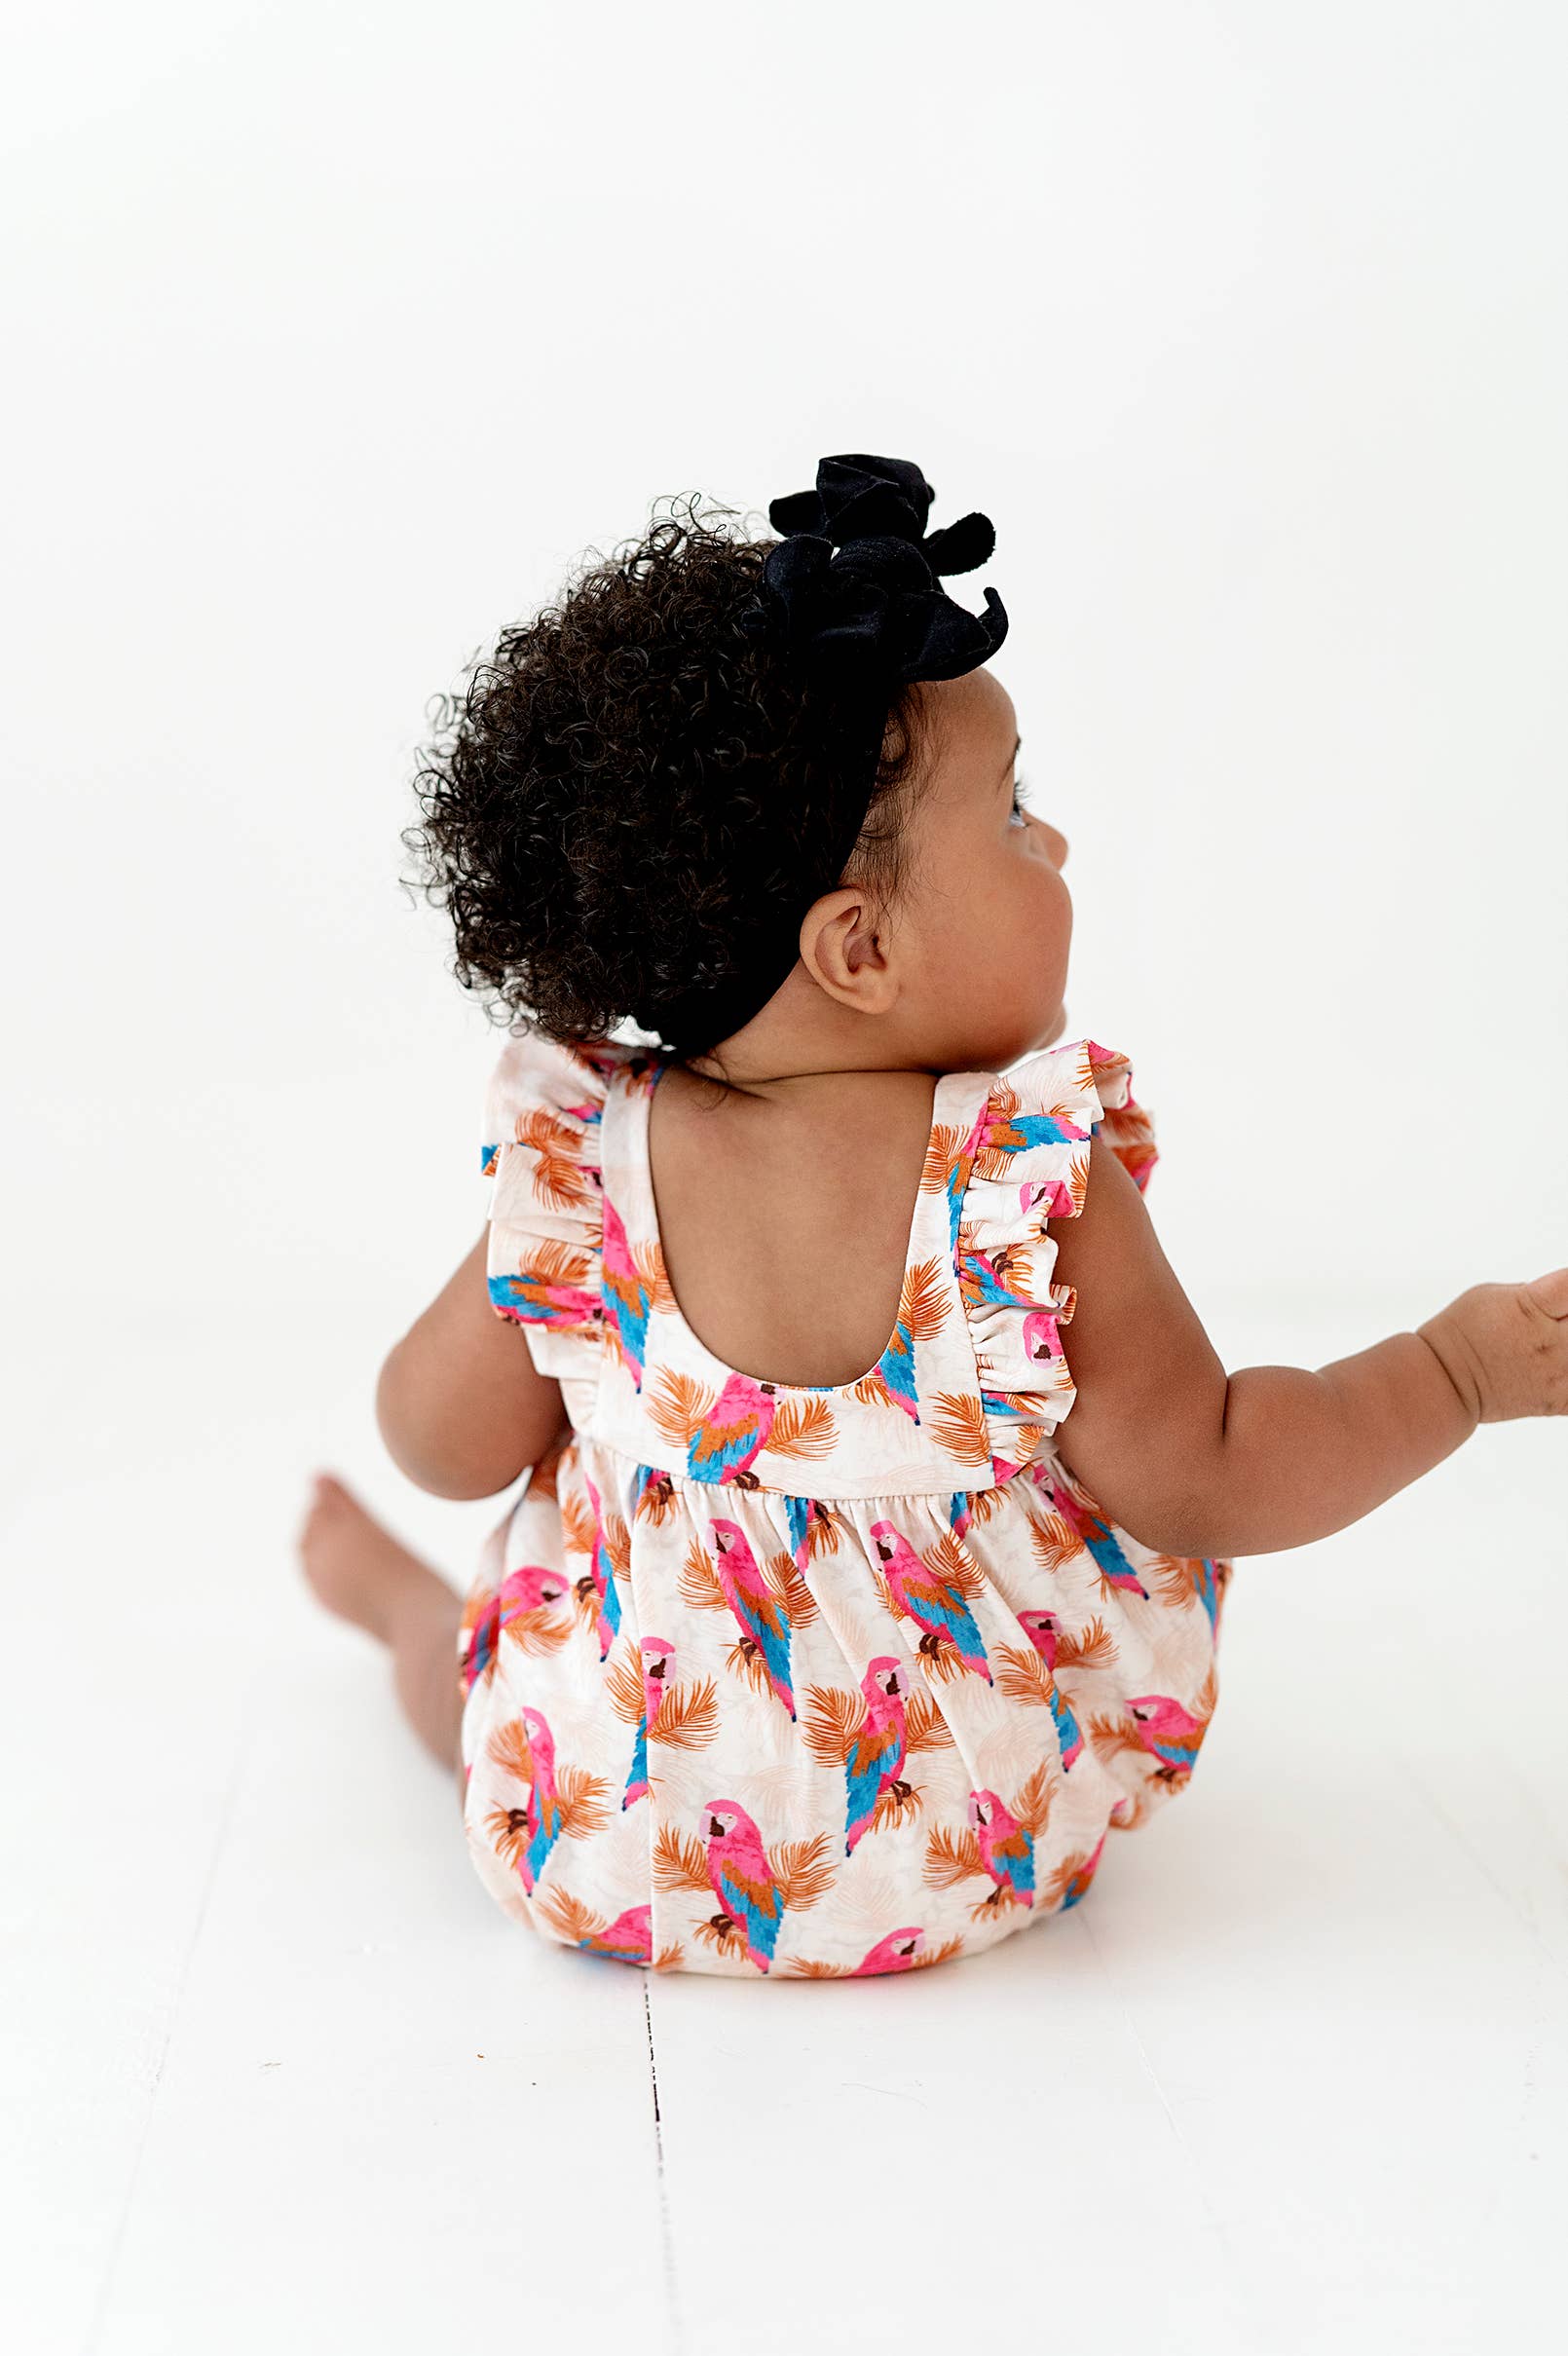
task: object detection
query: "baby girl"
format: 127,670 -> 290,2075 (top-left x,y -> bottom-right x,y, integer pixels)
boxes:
300,452 -> 1567,1978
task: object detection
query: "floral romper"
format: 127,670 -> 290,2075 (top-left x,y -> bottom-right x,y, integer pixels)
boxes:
456,1027 -> 1230,1979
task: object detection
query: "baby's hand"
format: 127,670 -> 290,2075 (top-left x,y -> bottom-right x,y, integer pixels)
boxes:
1418,1269 -> 1568,1424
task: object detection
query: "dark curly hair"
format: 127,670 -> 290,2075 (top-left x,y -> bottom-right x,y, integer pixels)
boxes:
398,491 -> 931,1087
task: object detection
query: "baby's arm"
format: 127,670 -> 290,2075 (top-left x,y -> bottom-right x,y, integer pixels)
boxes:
375,1231 -> 569,1500
1048,1138 -> 1568,1558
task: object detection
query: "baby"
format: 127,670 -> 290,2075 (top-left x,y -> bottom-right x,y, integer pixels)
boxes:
300,453 -> 1567,1978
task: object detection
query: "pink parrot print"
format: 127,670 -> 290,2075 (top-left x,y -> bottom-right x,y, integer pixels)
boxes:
977,1093 -> 1092,1157
619,1636 -> 673,1810
601,1192 -> 654,1386
581,1904 -> 653,1963
857,1928 -> 925,1974
459,1584 -> 502,1694
515,1706 -> 565,1896
1018,1610 -> 1084,1770
841,1658 -> 911,1853
487,1255 -> 600,1342
1126,1694 -> 1207,1780
578,1468 -> 622,1659
710,1517 -> 795,1716
1058,1834 -> 1106,1910
687,1373 -> 778,1484
970,1789 -> 1035,1910
871,1520 -> 992,1683
1033,1467 -> 1150,1599
703,1799 -> 788,1973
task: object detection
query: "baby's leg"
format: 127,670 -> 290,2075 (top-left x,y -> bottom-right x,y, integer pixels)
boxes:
297,1474 -> 465,1775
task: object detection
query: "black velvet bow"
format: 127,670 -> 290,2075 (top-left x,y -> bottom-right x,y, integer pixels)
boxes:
632,453 -> 1007,1059
738,451 -> 1008,685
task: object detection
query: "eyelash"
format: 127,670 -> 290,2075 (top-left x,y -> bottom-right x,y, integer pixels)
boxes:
1008,774 -> 1030,826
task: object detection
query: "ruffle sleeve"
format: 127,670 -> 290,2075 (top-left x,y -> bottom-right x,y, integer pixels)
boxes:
479,1026 -> 620,1383
955,1037 -> 1157,1480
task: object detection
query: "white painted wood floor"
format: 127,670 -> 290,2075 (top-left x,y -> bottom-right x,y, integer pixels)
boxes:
5,1300 -> 1563,2356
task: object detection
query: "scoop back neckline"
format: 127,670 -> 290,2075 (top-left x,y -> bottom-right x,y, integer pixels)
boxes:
626,1059 -> 966,1398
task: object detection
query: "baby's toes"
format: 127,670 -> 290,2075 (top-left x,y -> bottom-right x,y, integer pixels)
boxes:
297,1474 -> 374,1622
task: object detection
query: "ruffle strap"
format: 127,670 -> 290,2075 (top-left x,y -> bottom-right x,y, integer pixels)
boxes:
480,1027 -> 620,1382
956,1039 -> 1157,1480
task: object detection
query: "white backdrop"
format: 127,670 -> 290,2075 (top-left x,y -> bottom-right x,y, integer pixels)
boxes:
5,16 -> 1568,2353
4,2 -> 1565,1361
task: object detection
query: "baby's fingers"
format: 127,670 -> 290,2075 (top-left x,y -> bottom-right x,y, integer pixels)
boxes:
1523,1267 -> 1568,1321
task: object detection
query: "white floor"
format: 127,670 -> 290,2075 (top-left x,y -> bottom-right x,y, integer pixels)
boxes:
5,1300 -> 1564,2356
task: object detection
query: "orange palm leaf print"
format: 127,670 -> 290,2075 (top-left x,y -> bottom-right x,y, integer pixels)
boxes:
526,1438 -> 569,1502
501,1603 -> 572,1660
923,1822 -> 987,1889
994,1642 -> 1055,1708
764,1394 -> 839,1460
781,1957 -> 848,1979
926,1391 -> 992,1466
569,1579 -> 605,1639
678,1537 -> 727,1612
924,1121 -> 973,1195
484,1801 -> 533,1870
635,1239 -> 677,1314
652,1822 -> 712,1894
926,1527 -> 983,1597
726,1637 -> 780,1704
910,1934 -> 964,1970
487,1716 -> 534,1785
693,1918 -> 751,1964
766,1552 -> 818,1627
869,1777 -> 923,1835
801,1501 -> 848,1560
1085,1711 -> 1145,1767
653,1942 -> 687,1971
509,1110 -> 601,1212
633,1469 -> 683,1526
604,1640 -> 647,1726
903,1687 -> 954,1754
534,1884 -> 603,1945
560,1487 -> 597,1557
645,1367 -> 713,1449
773,1833 -> 837,1911
1013,1762 -> 1057,1839
499,1234 -> 596,1294
898,1255 -> 951,1342
1027,1512 -> 1085,1571
556,1766 -> 613,1840
1060,1615 -> 1117,1669
650,1676 -> 719,1750
802,1682 -> 865,1769
921,1642 -> 983,1687
601,1511 -> 632,1582
1039,1848 -> 1101,1908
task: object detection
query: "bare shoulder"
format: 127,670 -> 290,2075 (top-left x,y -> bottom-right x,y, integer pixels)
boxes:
1045,1131 -> 1224,1554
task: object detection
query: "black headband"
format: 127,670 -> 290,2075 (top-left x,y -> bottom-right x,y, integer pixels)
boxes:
631,451 -> 1008,1060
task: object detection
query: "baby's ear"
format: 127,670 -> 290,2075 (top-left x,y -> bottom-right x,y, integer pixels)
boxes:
798,885 -> 895,1009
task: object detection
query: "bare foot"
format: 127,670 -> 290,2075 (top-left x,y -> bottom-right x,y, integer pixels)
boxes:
297,1472 -> 451,1642
297,1473 -> 465,1770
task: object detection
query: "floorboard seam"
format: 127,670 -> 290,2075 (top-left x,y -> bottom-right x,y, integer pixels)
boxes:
79,1672 -> 259,2356
642,1978 -> 686,2355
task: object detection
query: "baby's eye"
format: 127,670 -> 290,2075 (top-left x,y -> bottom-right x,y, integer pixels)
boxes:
1008,775 -> 1031,828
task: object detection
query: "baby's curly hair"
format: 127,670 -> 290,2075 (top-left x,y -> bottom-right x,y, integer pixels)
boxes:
399,492 -> 931,1079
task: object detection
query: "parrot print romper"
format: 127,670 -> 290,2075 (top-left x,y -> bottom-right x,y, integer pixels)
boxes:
456,1026 -> 1231,1979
